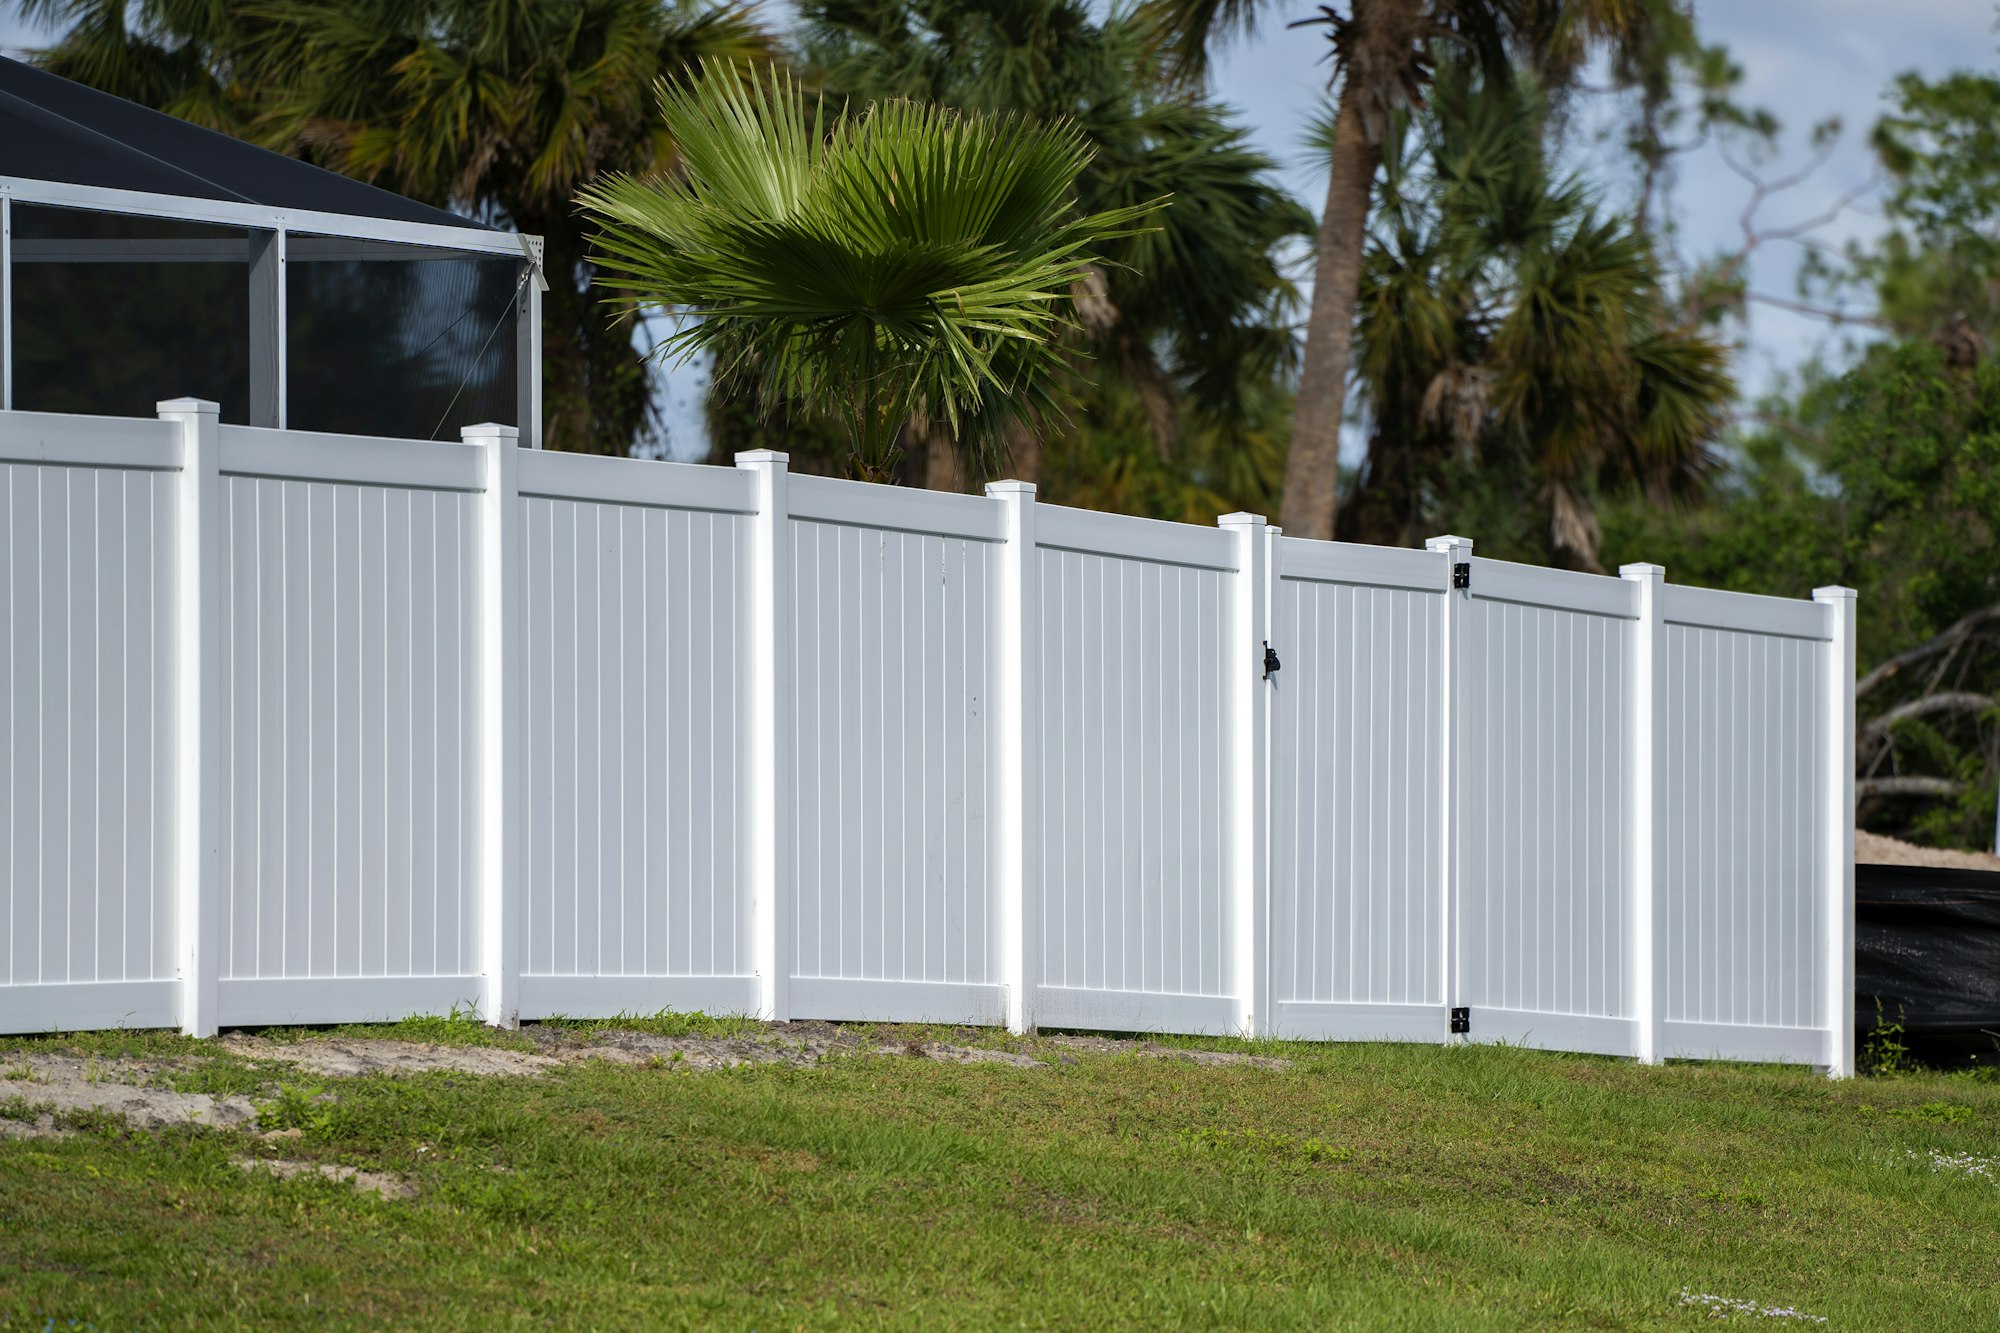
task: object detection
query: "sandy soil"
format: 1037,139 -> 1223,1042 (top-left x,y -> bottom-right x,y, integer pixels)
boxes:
234,1156 -> 417,1201
1856,828 -> 2000,872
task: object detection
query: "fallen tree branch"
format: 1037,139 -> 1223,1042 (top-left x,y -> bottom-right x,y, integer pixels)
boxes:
1856,605 -> 2000,700
1861,691 -> 1997,741
1856,775 -> 1962,800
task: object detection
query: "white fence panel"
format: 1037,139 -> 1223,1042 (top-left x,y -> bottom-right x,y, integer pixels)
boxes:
1659,586 -> 1831,1065
1031,506 -> 1237,1033
1270,540 -> 1449,1041
0,407 -> 1856,1070
788,477 -> 1002,1023
1455,558 -> 1638,1056
215,427 -> 484,1025
517,453 -> 757,1020
0,412 -> 179,1031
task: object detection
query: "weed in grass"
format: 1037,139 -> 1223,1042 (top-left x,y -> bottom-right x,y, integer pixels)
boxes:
3,1064 -> 32,1082
0,1094 -> 48,1122
256,1083 -> 338,1138
1860,997 -> 1919,1077
1887,1101 -> 1977,1124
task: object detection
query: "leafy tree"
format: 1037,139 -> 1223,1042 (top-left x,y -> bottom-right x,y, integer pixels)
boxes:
1340,65 -> 1731,566
1138,0 -> 1695,541
1606,343 -> 2000,847
795,0 -> 1311,486
579,63 -> 1159,479
1805,62 -> 2000,354
20,0 -> 777,455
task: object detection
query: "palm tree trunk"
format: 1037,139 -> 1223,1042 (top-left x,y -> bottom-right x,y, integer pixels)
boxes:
1280,84 -> 1383,541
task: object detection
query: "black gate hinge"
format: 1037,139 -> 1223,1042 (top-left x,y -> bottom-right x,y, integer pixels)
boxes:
1450,1006 -> 1470,1034
1262,640 -> 1281,680
1452,562 -> 1471,590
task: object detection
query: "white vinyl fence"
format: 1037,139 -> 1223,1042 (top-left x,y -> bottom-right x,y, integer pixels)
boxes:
0,401 -> 1858,1072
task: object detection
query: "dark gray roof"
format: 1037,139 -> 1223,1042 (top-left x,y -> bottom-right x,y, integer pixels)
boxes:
0,56 -> 484,231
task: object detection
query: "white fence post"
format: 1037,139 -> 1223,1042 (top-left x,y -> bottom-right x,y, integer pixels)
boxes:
988,481 -> 1038,1034
1621,562 -> 1666,1064
161,398 -> 222,1037
1219,513 -> 1272,1037
738,450 -> 793,1022
1815,585 -> 1858,1077
469,422 -> 523,1027
1425,535 -> 1473,1039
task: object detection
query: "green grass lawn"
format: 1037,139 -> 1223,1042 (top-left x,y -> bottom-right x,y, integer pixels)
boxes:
1,1018 -> 1996,1330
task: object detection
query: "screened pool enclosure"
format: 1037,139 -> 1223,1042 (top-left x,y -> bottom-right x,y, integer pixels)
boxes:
0,56 -> 542,444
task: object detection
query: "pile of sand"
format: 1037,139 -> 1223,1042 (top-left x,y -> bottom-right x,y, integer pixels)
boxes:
1856,828 -> 2000,872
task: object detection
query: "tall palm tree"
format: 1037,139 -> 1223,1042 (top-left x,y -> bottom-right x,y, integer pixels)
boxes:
1139,0 -> 1689,540
798,0 -> 1311,488
1343,63 -> 1730,567
20,0 -> 777,456
579,63 -> 1160,479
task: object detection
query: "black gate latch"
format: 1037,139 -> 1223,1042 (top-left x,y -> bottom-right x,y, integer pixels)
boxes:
1450,1007 -> 1470,1034
1452,562 -> 1471,590
1262,641 -> 1281,680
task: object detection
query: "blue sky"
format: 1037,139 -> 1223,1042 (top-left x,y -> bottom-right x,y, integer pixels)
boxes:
5,2 -> 1995,458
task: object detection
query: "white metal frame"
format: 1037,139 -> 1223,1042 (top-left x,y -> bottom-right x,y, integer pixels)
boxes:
0,176 -> 543,444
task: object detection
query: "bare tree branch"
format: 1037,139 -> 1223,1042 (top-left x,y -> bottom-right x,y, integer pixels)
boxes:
1857,605 -> 2000,700
1861,691 -> 1996,741
1745,291 -> 1884,328
1857,776 -> 1962,800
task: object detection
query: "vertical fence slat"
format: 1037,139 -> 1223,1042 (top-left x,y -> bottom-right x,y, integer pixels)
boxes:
1815,585 -> 1857,1076
1219,513 -> 1271,1037
989,482 -> 1037,1033
1621,563 -> 1665,1064
469,422 -> 521,1026
161,398 -> 222,1036
738,450 -> 792,1021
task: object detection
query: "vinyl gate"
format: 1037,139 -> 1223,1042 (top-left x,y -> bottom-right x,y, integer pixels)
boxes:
0,402 -> 1857,1072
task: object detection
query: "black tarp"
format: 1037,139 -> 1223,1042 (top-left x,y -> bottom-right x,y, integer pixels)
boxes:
1856,862 -> 2000,1068
0,55 -> 480,231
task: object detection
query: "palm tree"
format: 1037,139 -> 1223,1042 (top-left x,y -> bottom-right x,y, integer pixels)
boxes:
1138,0 -> 1689,540
797,0 -> 1312,488
579,63 -> 1161,480
1342,63 -> 1730,567
21,0 -> 777,456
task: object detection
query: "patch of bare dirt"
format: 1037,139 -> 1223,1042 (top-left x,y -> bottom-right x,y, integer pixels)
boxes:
0,1020 -> 1289,1147
219,1033 -> 561,1078
235,1156 -> 415,1201
0,1054 -> 259,1130
879,1041 -> 1046,1069
1856,829 -> 2000,872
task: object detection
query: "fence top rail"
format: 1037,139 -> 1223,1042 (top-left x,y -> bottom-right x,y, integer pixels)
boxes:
1277,537 -> 1447,593
1036,502 -> 1237,572
521,449 -> 757,515
1659,581 -> 1830,642
0,408 -> 181,470
1469,556 -> 1638,619
217,423 -> 484,491
789,472 -> 1005,541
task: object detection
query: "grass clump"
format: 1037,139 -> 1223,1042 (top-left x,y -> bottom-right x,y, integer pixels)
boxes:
536,1009 -> 761,1040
